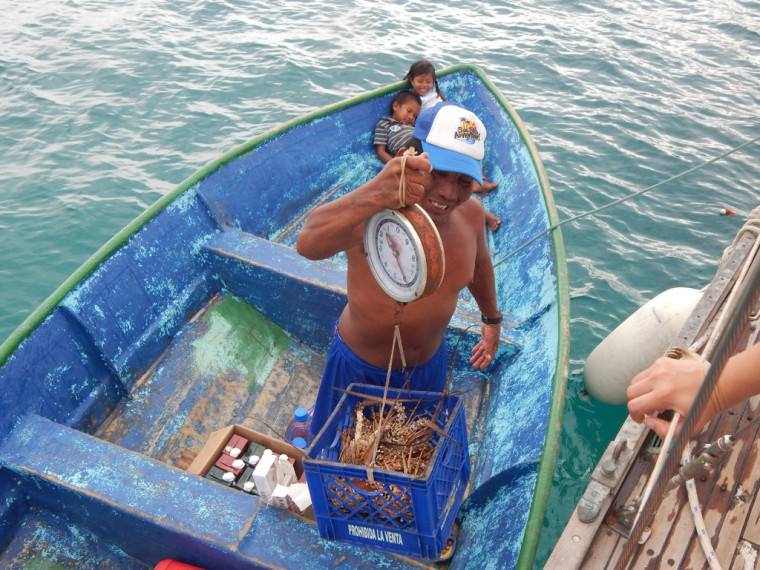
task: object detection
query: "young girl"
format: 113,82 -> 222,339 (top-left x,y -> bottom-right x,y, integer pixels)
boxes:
404,60 -> 501,229
404,59 -> 445,112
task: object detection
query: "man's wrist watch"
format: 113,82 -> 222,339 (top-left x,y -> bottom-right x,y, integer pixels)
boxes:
481,313 -> 503,325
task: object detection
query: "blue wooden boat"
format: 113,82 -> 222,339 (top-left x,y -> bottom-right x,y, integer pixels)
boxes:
0,65 -> 568,569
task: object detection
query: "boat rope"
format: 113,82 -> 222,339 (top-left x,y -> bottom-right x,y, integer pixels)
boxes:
369,298 -> 408,483
617,223 -> 760,567
492,132 -> 760,268
687,475 -> 722,570
398,147 -> 417,208
739,542 -> 758,569
367,323 -> 402,483
630,396 -> 681,533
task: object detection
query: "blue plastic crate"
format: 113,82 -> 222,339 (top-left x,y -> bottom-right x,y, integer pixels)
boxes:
304,383 -> 470,560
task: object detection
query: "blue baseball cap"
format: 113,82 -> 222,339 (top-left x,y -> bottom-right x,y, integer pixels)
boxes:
413,102 -> 486,184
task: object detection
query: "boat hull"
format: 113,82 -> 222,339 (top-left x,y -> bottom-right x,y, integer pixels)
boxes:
0,66 -> 568,569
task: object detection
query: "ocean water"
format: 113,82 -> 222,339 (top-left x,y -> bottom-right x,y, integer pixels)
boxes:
1,0 -> 758,566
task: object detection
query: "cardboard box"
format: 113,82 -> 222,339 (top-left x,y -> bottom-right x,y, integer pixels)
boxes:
189,424 -> 314,520
188,424 -> 305,479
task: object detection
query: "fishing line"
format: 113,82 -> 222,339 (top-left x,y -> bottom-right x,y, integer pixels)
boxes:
492,132 -> 760,268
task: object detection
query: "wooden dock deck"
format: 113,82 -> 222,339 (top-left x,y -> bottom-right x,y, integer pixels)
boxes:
548,209 -> 760,569
552,397 -> 760,569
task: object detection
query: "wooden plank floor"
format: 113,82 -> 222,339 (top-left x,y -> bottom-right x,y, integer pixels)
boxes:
96,293 -> 324,468
96,293 -> 490,481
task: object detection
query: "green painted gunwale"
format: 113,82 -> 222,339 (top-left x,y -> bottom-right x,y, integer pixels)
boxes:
0,64 -> 569,569
461,66 -> 569,569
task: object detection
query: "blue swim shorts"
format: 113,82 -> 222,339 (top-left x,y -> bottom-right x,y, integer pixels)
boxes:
310,326 -> 448,439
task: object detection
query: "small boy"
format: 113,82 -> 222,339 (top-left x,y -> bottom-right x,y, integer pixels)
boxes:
373,91 -> 421,163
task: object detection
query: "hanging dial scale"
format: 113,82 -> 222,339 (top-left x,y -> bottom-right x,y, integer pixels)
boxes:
363,149 -> 445,303
364,204 -> 445,303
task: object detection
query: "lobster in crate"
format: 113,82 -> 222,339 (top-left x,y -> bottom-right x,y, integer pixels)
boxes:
304,383 -> 469,560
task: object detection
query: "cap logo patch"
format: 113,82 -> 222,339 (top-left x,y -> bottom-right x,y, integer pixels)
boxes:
454,118 -> 481,145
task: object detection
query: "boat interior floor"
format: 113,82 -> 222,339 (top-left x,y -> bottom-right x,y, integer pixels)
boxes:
96,292 -> 489,478
96,293 -> 321,469
0,291 -> 491,569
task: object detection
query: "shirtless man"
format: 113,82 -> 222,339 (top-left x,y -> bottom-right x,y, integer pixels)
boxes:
297,103 -> 501,436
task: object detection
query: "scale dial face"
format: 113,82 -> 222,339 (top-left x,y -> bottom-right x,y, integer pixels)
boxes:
376,219 -> 420,287
364,209 -> 427,303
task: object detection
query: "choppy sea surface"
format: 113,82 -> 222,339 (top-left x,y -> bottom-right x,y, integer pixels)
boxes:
1,0 -> 758,566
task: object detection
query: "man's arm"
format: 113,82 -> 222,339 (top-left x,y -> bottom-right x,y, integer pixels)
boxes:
296,154 -> 432,260
466,199 -> 500,369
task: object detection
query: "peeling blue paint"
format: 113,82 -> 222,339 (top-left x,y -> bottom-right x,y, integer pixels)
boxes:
0,69 -> 566,569
165,187 -> 198,214
0,508 -> 144,569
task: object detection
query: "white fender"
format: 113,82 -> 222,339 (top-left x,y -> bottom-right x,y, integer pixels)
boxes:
584,287 -> 703,405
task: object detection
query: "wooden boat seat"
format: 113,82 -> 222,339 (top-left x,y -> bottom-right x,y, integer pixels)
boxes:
0,414 -> 258,567
202,228 -> 347,351
202,227 -> 521,354
0,413 -> 428,569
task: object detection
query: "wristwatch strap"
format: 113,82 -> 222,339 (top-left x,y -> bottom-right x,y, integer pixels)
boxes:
481,313 -> 503,325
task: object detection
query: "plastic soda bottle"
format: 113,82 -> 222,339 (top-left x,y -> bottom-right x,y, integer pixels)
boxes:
291,437 -> 307,449
285,407 -> 311,445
